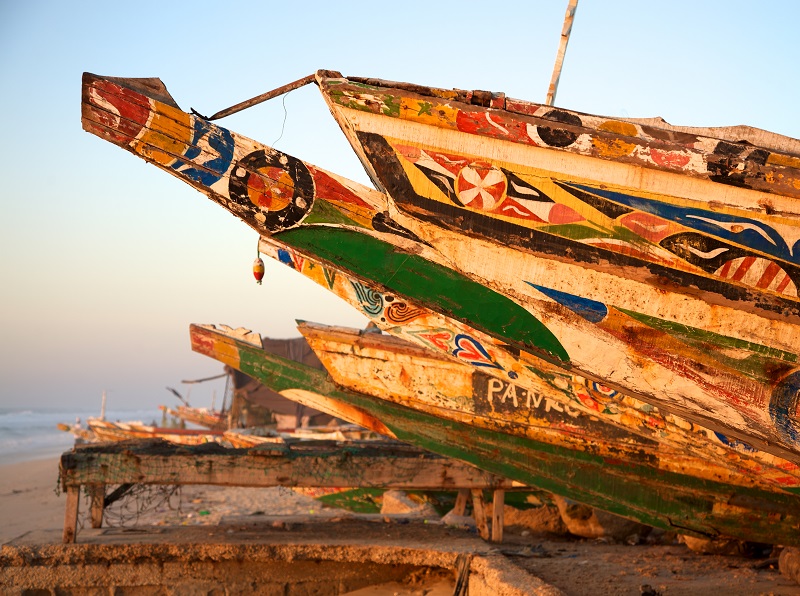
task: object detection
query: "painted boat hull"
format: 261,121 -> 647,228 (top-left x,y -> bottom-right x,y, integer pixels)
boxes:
189,323 -> 800,545
295,321 -> 800,496
159,405 -> 228,430
87,419 -> 225,446
80,72 -> 800,461
319,74 -> 800,458
254,232 -> 800,493
223,425 -> 378,448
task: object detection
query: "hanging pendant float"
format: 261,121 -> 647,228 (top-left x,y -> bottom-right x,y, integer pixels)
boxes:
253,255 -> 265,285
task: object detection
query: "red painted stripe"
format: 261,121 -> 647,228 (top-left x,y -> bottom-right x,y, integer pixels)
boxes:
731,256 -> 756,282
756,260 -> 781,289
309,168 -> 374,210
776,271 -> 793,294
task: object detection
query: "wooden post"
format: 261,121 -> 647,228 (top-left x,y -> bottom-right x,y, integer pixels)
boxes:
491,489 -> 505,543
471,489 -> 490,541
453,489 -> 470,516
62,486 -> 80,544
89,485 -> 105,529
545,0 -> 579,106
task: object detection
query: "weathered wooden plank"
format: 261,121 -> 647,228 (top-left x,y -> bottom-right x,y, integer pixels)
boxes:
189,323 -> 800,546
59,439 -> 518,491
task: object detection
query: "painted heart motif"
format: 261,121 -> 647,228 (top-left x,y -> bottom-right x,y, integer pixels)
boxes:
452,334 -> 502,369
417,331 -> 453,353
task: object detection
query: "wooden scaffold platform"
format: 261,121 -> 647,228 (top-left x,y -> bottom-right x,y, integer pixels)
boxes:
60,438 -> 521,544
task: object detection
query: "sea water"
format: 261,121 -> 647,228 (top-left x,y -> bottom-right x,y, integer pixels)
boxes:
0,407 -> 162,466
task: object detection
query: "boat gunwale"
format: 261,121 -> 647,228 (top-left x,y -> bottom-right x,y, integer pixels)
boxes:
330,72 -> 800,160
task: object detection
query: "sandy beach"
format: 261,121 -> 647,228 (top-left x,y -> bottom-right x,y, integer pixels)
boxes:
0,457 -> 65,544
0,454 -> 356,545
3,453 -> 800,595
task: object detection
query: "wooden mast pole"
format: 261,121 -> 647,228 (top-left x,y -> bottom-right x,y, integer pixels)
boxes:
545,0 -> 579,106
204,74 -> 316,121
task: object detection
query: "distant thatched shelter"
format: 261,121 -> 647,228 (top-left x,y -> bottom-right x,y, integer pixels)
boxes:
227,336 -> 336,430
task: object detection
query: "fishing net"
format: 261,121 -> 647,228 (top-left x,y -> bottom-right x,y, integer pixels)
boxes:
75,484 -> 184,530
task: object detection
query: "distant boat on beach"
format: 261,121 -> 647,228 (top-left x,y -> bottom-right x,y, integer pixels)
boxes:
87,418 -> 225,446
158,404 -> 228,431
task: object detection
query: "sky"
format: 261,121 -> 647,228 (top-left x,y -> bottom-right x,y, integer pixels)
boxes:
1,1 -> 798,412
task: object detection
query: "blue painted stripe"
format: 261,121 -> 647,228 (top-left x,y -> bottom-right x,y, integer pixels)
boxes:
526,283 -> 608,323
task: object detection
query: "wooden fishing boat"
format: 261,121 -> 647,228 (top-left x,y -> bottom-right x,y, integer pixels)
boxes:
87,418 -> 226,446
296,320 -> 800,494
222,426 -> 284,448
189,322 -> 800,545
56,422 -> 94,443
255,225 -> 800,489
81,72 -> 800,462
158,404 -> 228,430
223,424 -> 374,448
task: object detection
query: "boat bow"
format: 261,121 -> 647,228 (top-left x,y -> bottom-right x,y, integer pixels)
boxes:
82,72 -> 800,461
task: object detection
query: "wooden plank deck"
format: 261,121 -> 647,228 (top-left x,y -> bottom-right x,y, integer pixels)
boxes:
59,438 -> 518,544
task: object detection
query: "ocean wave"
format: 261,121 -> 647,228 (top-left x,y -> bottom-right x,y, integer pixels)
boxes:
0,407 -> 167,466
0,410 -> 34,417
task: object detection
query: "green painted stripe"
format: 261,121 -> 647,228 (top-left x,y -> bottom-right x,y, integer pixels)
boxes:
539,222 -> 616,241
618,306 -> 796,382
277,226 -> 570,363
303,198 -> 365,228
619,307 -> 795,362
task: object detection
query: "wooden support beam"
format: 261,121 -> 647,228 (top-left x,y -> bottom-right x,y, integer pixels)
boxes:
104,483 -> 135,507
492,489 -> 505,543
471,490 -> 490,541
453,489 -> 470,516
62,486 -> 79,544
88,485 -> 105,529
